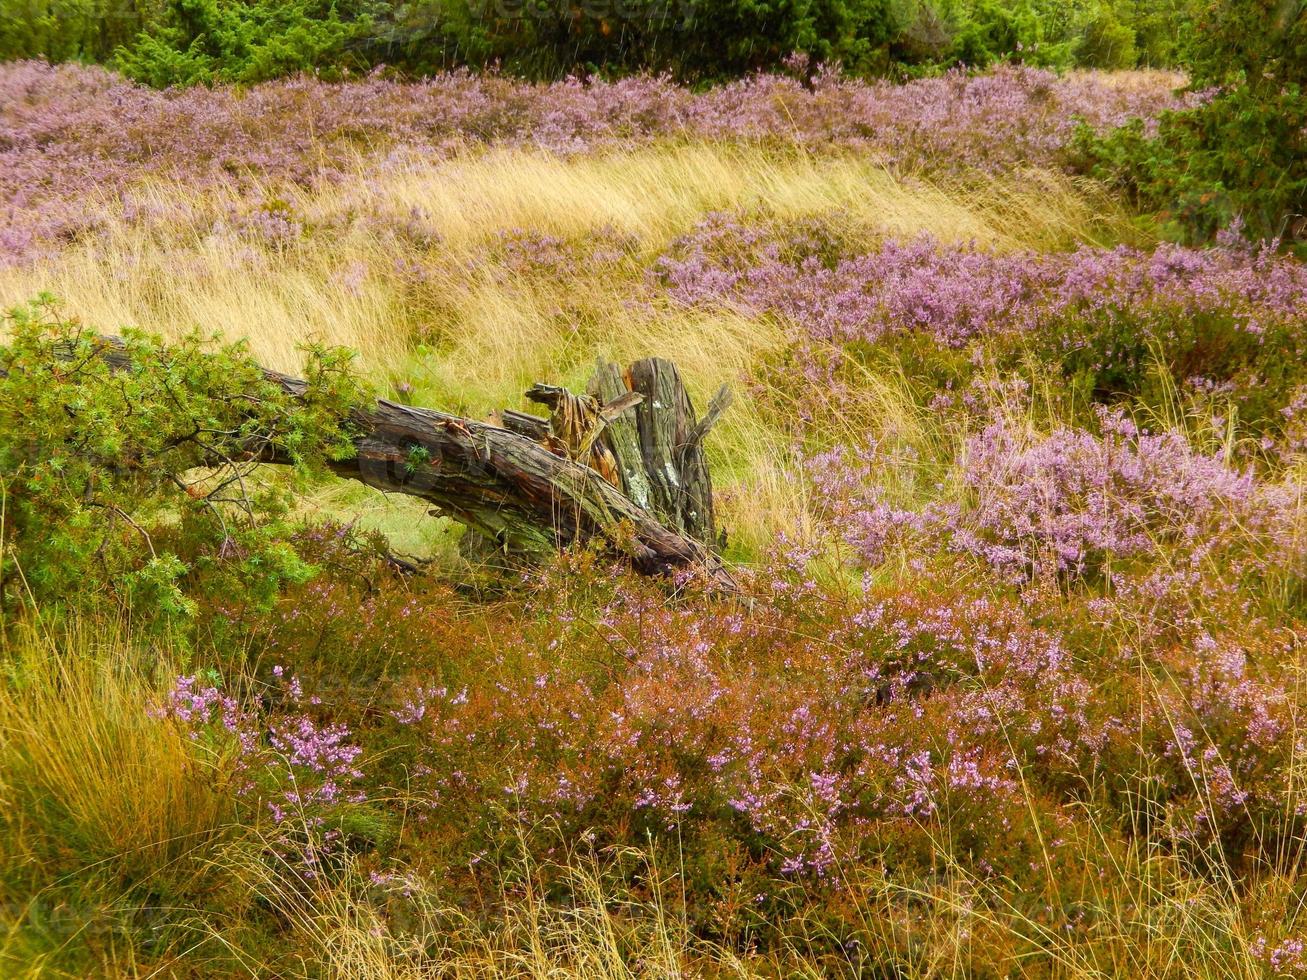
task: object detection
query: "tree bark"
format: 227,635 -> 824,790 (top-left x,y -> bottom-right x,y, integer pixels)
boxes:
587,360 -> 652,509
599,359 -> 729,549
503,358 -> 731,550
79,336 -> 740,592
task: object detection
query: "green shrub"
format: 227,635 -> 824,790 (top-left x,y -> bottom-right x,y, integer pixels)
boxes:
1074,0 -> 1306,246
378,0 -> 902,81
1131,0 -> 1194,64
1075,89 -> 1307,245
1073,2 -> 1137,68
945,0 -> 1051,66
0,297 -> 365,625
3,0 -> 1210,81
0,1 -> 165,63
114,0 -> 374,86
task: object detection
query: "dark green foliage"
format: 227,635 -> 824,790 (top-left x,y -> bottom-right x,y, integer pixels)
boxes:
0,296 -> 366,624
1073,0 -> 1306,245
945,0 -> 1052,66
1131,0 -> 1194,64
372,0 -> 902,80
365,0 -> 492,74
0,1 -> 165,63
1073,2 -> 1137,67
113,0 -> 375,85
105,0 -> 906,82
673,0 -> 902,78
889,0 -> 1183,71
5,0 -> 1206,82
1074,90 -> 1307,244
1187,0 -> 1305,90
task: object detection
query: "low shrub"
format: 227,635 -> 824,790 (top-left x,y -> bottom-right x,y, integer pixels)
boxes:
192,532 -> 1307,961
0,297 -> 365,625
1073,0 -> 1307,245
2,0 -> 1206,83
113,0 -> 374,86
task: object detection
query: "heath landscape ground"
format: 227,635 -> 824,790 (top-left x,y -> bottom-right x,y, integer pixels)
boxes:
1,58 -> 1306,978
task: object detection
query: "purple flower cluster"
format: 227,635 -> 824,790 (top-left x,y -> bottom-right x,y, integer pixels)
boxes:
1279,389 -> 1307,456
158,668 -> 365,869
264,710 -> 366,824
813,407 -> 1302,583
1250,935 -> 1307,974
1,60 -> 1190,264
658,218 -> 1307,348
154,671 -> 261,759
951,408 -> 1290,580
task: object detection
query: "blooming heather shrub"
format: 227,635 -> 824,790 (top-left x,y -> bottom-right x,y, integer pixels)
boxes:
660,218 -> 1307,350
950,409 -> 1298,581
813,407 -> 1303,584
1035,238 -> 1307,417
208,542 -> 1306,958
158,667 -> 377,875
0,61 -> 1191,264
658,217 -> 1307,432
350,572 -> 1094,901
657,218 -> 1049,347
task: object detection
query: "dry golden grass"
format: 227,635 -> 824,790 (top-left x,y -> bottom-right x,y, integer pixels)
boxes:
0,623 -> 234,882
0,141 -> 1139,558
1069,68 -> 1188,94
221,809 -> 1297,980
0,622 -> 240,977
358,144 -> 1126,255
0,143 -> 1131,369
222,843 -> 745,980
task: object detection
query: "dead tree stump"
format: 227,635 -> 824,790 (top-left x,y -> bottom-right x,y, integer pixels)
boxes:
505,358 -> 730,551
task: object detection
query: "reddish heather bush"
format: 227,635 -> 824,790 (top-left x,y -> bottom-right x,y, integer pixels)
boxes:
204,529 -> 1304,950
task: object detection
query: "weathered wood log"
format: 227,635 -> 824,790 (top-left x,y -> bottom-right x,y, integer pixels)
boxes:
500,409 -> 550,442
499,359 -> 729,551
587,361 -> 652,509
522,382 -> 641,491
598,359 -> 729,548
324,401 -> 737,584
68,336 -> 739,591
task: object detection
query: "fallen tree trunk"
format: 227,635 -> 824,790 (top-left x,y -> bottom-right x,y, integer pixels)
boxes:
82,336 -> 739,592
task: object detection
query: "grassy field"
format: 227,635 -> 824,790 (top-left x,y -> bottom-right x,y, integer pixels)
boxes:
1,63 -> 1306,977
0,143 -> 1137,558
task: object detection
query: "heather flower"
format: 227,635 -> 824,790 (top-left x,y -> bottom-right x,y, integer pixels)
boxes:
816,406 -> 1303,585
157,669 -> 367,870
1,61 -> 1190,265
658,220 -> 1307,351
